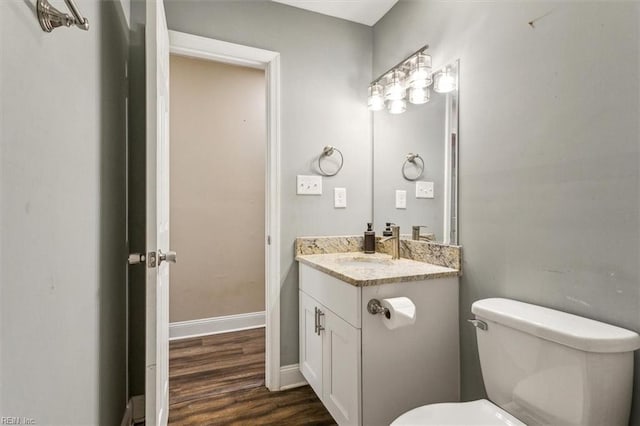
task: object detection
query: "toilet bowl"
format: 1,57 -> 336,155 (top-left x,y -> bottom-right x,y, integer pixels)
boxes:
392,399 -> 524,426
391,298 -> 640,426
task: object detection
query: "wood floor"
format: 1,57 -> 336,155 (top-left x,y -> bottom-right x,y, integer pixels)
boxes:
169,327 -> 336,425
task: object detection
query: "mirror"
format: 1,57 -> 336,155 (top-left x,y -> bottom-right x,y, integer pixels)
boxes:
372,59 -> 459,244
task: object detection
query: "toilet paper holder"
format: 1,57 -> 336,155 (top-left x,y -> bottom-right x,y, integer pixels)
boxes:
367,299 -> 391,319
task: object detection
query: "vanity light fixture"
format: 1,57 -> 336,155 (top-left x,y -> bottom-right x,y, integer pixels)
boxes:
409,86 -> 430,105
367,83 -> 385,111
368,45 -> 432,114
384,69 -> 407,101
433,67 -> 456,93
387,99 -> 407,114
408,52 -> 432,89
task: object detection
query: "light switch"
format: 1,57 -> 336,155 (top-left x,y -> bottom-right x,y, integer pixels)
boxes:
416,181 -> 434,199
297,175 -> 322,195
334,187 -> 347,208
395,190 -> 407,209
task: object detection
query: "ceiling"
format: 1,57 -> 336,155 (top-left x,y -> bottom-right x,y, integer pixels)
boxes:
271,0 -> 398,26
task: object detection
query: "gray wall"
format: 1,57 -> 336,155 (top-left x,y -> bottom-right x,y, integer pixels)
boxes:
0,0 -> 129,424
374,0 -> 640,421
164,0 -> 373,366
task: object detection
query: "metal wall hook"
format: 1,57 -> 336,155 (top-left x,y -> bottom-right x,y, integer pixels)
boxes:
402,153 -> 424,181
318,145 -> 344,177
37,0 -> 89,32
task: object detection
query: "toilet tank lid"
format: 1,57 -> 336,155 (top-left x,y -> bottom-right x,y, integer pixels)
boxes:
471,298 -> 640,353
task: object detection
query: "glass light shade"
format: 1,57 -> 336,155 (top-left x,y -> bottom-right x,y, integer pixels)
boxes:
408,53 -> 432,89
384,70 -> 406,101
434,68 -> 456,93
387,98 -> 407,114
409,86 -> 430,105
367,83 -> 385,111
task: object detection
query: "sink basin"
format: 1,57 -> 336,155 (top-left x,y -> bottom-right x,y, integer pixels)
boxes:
335,255 -> 393,269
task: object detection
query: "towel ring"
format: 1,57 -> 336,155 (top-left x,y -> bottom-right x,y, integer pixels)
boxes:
318,146 -> 344,177
402,153 -> 424,181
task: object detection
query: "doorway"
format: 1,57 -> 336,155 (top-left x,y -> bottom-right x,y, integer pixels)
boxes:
168,54 -> 266,330
167,30 -> 282,391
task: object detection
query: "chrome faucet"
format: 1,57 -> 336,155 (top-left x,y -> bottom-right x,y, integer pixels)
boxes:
412,225 -> 429,241
380,225 -> 400,259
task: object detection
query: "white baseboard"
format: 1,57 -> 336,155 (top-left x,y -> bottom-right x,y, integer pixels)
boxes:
279,364 -> 307,390
169,311 -> 265,340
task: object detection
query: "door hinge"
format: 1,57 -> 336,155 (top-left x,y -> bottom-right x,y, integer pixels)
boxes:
267,235 -> 271,245
148,251 -> 157,268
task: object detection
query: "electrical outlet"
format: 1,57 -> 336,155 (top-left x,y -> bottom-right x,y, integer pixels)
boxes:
297,175 -> 322,195
334,188 -> 347,208
395,190 -> 407,209
416,181 -> 434,199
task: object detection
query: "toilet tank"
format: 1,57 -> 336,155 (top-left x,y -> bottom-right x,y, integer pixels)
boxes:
471,298 -> 640,426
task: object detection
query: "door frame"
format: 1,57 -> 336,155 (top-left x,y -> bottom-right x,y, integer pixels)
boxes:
168,30 -> 282,390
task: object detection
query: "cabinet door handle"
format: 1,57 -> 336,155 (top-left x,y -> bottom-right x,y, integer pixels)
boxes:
317,309 -> 325,335
314,306 -> 319,334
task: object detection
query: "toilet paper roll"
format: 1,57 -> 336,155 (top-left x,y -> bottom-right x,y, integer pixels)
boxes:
381,297 -> 416,330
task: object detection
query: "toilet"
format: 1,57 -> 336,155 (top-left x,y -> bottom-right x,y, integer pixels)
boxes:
392,298 -> 640,426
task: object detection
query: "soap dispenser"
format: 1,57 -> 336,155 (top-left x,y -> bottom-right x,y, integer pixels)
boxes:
383,222 -> 393,237
364,223 -> 375,254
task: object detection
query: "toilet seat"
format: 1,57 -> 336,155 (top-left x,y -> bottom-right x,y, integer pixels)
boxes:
391,399 -> 526,426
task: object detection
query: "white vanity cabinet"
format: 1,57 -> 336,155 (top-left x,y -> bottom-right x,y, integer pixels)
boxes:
299,262 -> 460,426
299,266 -> 362,426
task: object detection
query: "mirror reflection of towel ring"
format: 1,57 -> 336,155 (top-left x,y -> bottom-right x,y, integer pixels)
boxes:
402,153 -> 424,181
318,145 -> 344,177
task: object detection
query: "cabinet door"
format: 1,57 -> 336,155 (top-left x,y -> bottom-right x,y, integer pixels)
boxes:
322,308 -> 361,426
299,291 -> 323,396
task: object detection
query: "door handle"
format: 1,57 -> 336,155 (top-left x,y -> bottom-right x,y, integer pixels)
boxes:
314,306 -> 319,334
158,250 -> 177,264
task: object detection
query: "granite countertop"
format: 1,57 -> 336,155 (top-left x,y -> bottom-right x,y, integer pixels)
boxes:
296,251 -> 460,287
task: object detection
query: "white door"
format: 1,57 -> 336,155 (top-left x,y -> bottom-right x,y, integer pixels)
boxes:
145,0 -> 173,425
